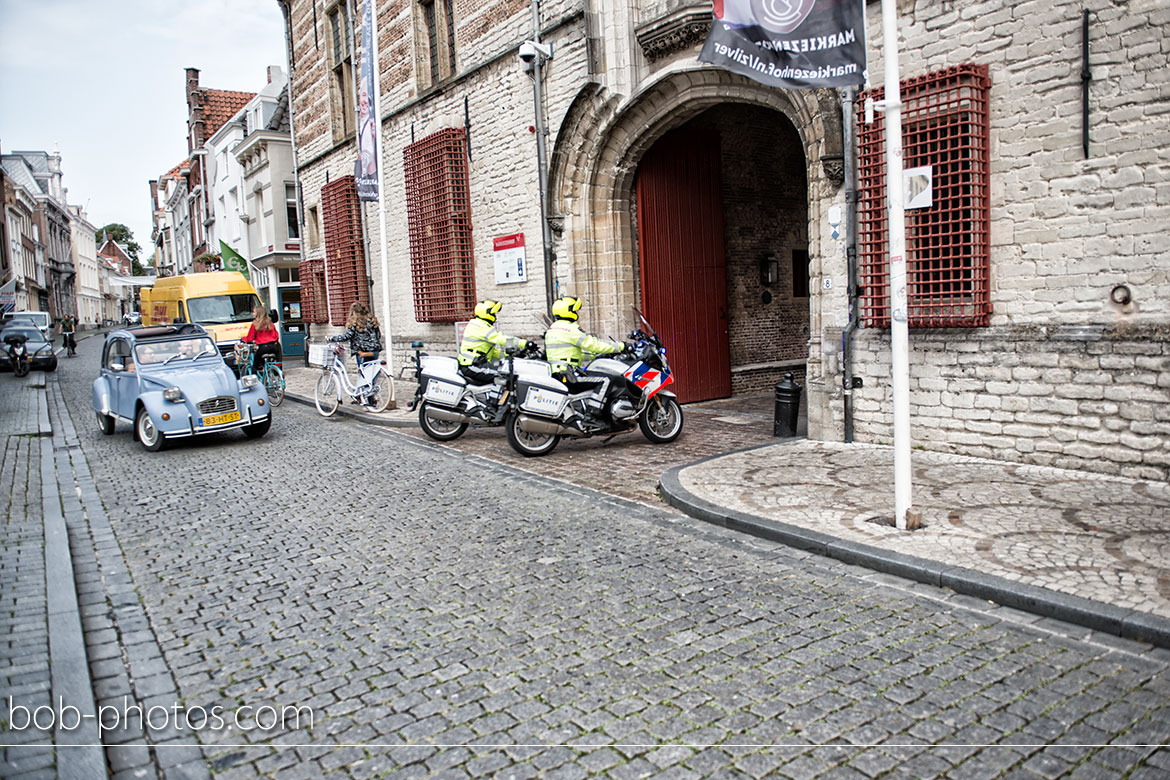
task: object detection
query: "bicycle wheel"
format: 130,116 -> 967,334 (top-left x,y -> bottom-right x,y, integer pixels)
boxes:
265,365 -> 285,406
366,371 -> 393,412
314,371 -> 341,417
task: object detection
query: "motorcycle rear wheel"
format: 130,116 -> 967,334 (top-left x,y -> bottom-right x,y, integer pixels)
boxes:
639,395 -> 683,443
418,401 -> 468,441
505,412 -> 559,457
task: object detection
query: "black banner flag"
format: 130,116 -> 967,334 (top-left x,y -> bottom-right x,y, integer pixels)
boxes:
699,0 -> 866,89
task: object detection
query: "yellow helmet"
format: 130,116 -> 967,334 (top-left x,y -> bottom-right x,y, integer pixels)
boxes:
552,296 -> 582,321
474,299 -> 502,323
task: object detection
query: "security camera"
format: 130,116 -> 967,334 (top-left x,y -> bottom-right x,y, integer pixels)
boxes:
518,40 -> 552,69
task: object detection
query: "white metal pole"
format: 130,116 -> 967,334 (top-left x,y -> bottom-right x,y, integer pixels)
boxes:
368,0 -> 394,370
880,0 -> 912,529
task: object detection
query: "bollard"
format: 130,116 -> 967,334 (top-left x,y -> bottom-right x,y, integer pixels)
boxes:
773,372 -> 802,437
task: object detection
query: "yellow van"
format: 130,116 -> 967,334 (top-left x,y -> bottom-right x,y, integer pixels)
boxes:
140,272 -> 273,369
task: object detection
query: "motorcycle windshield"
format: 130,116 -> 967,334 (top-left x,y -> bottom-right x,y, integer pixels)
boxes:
630,306 -> 658,340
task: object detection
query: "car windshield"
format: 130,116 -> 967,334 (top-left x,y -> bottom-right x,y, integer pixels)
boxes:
2,326 -> 48,345
136,337 -> 217,365
8,314 -> 48,328
186,294 -> 260,325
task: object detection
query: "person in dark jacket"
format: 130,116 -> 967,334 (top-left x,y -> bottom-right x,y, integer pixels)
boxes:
327,301 -> 382,368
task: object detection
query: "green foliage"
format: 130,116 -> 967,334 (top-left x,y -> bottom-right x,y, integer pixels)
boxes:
94,223 -> 141,262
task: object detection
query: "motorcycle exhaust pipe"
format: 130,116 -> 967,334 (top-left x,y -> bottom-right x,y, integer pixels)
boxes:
517,414 -> 582,437
424,406 -> 473,425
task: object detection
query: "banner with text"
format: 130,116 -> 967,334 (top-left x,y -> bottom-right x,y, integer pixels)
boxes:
354,0 -> 379,201
699,0 -> 866,89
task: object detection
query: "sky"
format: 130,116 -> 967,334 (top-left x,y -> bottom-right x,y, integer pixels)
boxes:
0,0 -> 288,259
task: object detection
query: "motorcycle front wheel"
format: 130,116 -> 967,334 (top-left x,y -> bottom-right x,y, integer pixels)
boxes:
639,395 -> 683,443
505,412 -> 559,457
14,359 -> 30,378
418,401 -> 468,441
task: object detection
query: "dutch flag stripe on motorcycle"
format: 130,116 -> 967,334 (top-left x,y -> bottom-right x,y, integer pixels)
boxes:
626,362 -> 672,395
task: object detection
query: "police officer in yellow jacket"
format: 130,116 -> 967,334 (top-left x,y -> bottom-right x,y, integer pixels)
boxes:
544,296 -> 623,390
458,299 -> 528,384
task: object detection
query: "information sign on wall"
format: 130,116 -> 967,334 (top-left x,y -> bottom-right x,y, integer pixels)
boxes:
493,233 -> 528,285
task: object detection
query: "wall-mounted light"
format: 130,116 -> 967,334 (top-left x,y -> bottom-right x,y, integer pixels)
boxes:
759,253 -> 779,287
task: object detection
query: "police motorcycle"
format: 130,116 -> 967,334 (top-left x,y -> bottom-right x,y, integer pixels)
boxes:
409,340 -> 548,441
4,331 -> 32,377
504,307 -> 683,457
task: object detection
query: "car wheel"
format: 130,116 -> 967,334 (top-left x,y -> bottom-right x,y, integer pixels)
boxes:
243,417 -> 271,439
135,407 -> 165,452
96,412 -> 115,436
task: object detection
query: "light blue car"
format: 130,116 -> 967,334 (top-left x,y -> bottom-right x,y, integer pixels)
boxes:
92,324 -> 271,451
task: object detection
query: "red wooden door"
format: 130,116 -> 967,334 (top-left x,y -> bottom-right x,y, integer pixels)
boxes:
636,127 -> 731,404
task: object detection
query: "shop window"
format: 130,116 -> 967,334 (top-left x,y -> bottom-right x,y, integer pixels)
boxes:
858,64 -> 991,328
403,128 -> 475,322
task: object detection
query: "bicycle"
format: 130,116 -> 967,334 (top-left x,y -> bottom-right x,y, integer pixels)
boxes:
235,343 -> 285,406
313,343 -> 394,417
63,332 -> 77,357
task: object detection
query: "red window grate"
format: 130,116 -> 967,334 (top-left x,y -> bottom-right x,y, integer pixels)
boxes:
298,258 -> 328,323
858,64 -> 992,328
403,127 -> 475,323
321,175 -> 369,325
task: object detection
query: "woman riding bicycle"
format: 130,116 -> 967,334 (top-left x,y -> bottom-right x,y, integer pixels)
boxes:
239,305 -> 281,373
327,301 -> 382,369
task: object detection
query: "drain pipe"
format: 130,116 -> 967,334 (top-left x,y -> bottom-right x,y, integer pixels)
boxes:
841,86 -> 860,443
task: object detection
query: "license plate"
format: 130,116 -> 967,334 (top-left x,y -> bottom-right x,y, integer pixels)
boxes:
201,411 -> 241,427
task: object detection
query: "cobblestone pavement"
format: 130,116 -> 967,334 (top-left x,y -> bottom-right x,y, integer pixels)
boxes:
281,361 -> 786,507
669,442 -> 1170,621
3,334 -> 1161,778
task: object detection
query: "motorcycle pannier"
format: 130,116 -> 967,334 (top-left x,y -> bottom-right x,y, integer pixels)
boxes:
516,374 -> 569,417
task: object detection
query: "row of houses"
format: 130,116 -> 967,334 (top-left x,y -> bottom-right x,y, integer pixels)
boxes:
1,148 -> 137,327
156,0 -> 1168,481
149,66 -> 305,354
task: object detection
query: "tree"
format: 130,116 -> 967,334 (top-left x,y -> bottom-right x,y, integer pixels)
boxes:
94,223 -> 142,262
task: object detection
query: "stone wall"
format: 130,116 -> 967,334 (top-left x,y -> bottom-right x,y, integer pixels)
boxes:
836,324 -> 1170,481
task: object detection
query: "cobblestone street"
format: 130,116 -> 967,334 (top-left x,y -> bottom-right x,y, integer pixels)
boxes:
2,336 -> 1168,779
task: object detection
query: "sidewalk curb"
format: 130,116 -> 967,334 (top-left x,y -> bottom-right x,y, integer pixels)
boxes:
659,463 -> 1170,650
284,391 -> 418,427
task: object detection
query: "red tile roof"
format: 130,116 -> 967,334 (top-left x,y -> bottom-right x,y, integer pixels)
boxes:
203,89 -> 255,137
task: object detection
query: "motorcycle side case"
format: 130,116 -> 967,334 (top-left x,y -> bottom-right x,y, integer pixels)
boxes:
420,356 -> 467,407
516,373 -> 570,418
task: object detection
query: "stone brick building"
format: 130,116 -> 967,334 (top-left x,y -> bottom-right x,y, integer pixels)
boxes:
281,0 -> 1169,480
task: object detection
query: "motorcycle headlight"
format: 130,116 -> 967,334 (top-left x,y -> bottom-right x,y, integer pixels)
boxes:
163,387 -> 183,402
241,374 -> 260,389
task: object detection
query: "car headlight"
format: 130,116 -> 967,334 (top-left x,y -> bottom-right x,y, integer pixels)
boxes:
241,374 -> 260,389
163,387 -> 183,402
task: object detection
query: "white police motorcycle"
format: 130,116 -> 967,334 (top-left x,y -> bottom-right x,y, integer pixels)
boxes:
410,341 -> 547,441
504,308 -> 683,457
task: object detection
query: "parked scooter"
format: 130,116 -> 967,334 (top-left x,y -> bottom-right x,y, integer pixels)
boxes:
5,332 -> 31,377
503,307 -> 683,457
410,340 -> 547,441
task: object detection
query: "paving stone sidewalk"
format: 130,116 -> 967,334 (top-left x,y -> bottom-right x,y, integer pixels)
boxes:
282,360 -> 1170,647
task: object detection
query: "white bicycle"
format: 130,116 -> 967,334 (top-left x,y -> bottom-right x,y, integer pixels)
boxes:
314,343 -> 394,416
